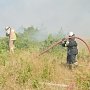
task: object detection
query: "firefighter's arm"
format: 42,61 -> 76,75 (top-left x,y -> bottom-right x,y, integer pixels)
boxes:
65,41 -> 69,46
61,38 -> 69,47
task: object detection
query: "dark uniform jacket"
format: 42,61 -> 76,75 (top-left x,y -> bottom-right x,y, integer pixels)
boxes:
62,38 -> 78,55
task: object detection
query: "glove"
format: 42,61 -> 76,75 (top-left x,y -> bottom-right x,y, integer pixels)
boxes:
65,40 -> 69,46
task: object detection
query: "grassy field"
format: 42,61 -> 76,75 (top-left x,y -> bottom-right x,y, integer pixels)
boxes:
0,48 -> 90,90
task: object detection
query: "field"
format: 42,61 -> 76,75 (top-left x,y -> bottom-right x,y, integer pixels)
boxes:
0,27 -> 90,90
0,47 -> 90,90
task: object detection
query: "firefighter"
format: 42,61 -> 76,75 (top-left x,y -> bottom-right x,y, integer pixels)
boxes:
62,32 -> 78,69
5,26 -> 16,53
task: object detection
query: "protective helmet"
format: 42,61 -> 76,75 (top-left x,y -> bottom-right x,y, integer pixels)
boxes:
5,26 -> 10,30
68,32 -> 74,36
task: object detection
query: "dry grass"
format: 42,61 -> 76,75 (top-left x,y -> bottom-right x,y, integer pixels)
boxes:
0,50 -> 90,90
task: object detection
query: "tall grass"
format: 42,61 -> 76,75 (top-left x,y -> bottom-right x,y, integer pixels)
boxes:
0,48 -> 89,90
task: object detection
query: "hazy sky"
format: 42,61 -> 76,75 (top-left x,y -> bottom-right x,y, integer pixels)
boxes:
0,0 -> 90,37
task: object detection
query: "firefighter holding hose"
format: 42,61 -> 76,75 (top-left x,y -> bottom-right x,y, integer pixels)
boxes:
62,32 -> 78,69
39,31 -> 90,69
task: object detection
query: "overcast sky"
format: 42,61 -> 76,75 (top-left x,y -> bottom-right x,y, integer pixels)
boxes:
0,0 -> 90,37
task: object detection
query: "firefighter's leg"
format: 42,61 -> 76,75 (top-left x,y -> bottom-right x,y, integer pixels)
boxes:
71,55 -> 78,68
9,40 -> 14,53
13,40 -> 16,49
67,55 -> 73,69
73,55 -> 78,66
67,55 -> 70,64
71,54 -> 76,64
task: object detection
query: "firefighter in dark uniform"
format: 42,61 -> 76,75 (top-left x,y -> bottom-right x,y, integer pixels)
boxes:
62,32 -> 78,69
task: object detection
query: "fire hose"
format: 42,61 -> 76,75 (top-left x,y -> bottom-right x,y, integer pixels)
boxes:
39,36 -> 90,56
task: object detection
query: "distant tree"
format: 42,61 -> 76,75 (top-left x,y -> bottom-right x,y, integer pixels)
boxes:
15,26 -> 39,49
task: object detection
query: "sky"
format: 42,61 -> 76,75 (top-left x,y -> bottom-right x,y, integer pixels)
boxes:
0,0 -> 90,38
